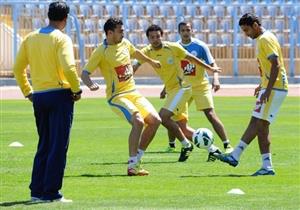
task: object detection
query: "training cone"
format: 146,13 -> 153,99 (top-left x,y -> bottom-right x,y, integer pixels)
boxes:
227,188 -> 245,195
9,142 -> 24,147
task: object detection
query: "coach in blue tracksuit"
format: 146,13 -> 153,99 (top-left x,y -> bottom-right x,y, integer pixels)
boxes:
13,1 -> 81,202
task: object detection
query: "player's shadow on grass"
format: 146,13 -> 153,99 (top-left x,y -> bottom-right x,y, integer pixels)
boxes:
0,200 -> 44,207
181,174 -> 251,178
90,160 -> 177,165
146,151 -> 180,154
65,173 -> 128,178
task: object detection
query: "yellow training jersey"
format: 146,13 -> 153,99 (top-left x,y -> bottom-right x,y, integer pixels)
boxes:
141,41 -> 188,93
257,31 -> 288,90
178,38 -> 214,90
13,27 -> 81,96
84,39 -> 137,98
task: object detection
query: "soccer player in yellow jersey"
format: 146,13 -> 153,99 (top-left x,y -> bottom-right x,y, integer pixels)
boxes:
81,18 -> 161,176
215,13 -> 288,176
13,2 -> 81,202
162,22 -> 234,158
134,25 -> 221,162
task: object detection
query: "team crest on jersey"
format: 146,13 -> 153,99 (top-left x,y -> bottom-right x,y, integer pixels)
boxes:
181,60 -> 196,76
191,50 -> 198,57
167,57 -> 174,64
115,65 -> 132,82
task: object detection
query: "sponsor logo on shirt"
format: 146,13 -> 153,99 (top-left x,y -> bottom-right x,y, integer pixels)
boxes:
115,65 -> 133,82
181,60 -> 196,76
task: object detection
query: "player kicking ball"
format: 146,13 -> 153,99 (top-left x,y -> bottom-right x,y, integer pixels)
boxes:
213,13 -> 288,176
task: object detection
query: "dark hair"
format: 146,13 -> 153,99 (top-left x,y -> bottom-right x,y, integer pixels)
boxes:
48,1 -> 69,21
178,22 -> 190,32
104,18 -> 123,35
239,13 -> 261,27
146,24 -> 163,37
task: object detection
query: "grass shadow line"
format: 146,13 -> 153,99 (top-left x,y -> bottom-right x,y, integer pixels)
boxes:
65,173 -> 128,178
90,160 -> 178,165
180,174 -> 251,178
0,200 -> 45,207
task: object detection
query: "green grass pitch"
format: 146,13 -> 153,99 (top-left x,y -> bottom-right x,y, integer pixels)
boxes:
1,97 -> 300,209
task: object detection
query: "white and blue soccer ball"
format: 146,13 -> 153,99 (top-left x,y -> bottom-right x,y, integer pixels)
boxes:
192,128 -> 214,149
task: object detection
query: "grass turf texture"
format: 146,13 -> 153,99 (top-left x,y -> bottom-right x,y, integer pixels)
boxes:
1,97 -> 300,209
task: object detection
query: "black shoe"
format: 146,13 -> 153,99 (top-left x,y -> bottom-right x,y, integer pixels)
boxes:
178,144 -> 193,162
207,148 -> 222,162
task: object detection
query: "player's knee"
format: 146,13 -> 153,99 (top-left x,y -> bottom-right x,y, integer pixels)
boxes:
132,113 -> 145,127
147,114 -> 161,127
159,109 -> 172,124
257,120 -> 270,135
204,109 -> 216,121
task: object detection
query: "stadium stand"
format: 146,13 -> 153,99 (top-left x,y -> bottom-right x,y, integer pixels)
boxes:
0,1 -> 299,77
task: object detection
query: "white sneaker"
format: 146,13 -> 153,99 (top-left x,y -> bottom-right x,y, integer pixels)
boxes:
37,197 -> 73,203
52,197 -> 73,203
30,196 -> 42,202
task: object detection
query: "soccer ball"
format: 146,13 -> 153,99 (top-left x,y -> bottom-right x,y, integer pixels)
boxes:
192,128 -> 214,149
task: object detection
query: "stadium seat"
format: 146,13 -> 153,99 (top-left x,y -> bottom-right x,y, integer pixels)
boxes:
280,5 -> 294,17
125,18 -> 138,31
159,5 -> 173,17
192,19 -> 204,33
165,19 -> 177,32
172,5 -> 184,17
213,5 -> 225,18
236,33 -> 245,46
185,5 -> 197,18
84,19 -> 96,33
141,33 -> 149,45
208,33 -> 218,46
240,5 -> 253,15
138,19 -> 150,32
92,5 -> 105,17
167,32 -> 178,42
141,33 -> 148,45
200,5 -> 212,18
274,18 -> 285,32
219,18 -> 232,33
32,18 -> 42,29
253,5 -> 265,17
79,5 -> 91,17
226,5 -> 235,18
220,33 -> 232,46
131,5 -> 144,18
88,33 -> 99,47
206,19 -> 217,33
146,5 -> 158,18
105,4 -> 118,17
194,33 -> 206,42
266,5 -> 278,17
98,19 -> 106,31
261,19 -> 273,30
276,33 -> 285,46
152,18 -> 163,28
128,32 -> 141,46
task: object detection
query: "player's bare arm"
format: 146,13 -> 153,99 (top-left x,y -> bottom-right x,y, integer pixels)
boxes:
133,49 -> 161,69
81,70 -> 100,91
132,60 -> 141,73
185,54 -> 221,73
211,63 -> 221,92
260,56 -> 280,103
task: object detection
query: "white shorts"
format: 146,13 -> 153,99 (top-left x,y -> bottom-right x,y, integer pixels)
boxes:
252,89 -> 287,124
